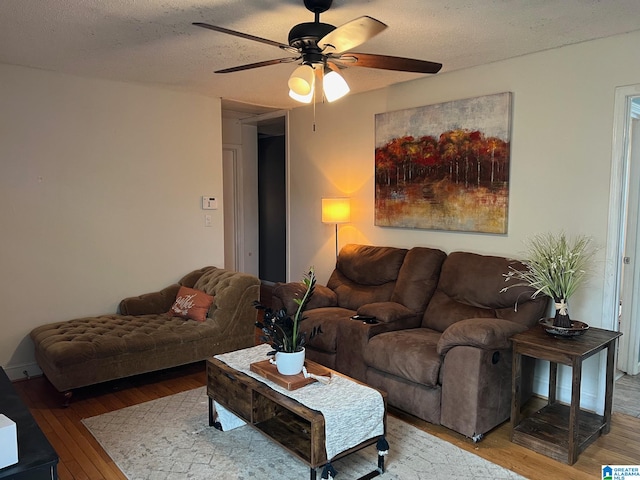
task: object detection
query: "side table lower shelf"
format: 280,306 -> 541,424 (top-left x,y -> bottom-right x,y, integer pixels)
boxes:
511,402 -> 607,463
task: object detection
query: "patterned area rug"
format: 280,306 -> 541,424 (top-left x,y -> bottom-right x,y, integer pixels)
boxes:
82,387 -> 525,480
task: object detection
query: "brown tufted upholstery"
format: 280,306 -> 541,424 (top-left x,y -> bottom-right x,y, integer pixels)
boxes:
30,266 -> 260,393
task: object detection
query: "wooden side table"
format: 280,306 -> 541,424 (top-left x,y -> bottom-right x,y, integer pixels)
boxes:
510,325 -> 621,465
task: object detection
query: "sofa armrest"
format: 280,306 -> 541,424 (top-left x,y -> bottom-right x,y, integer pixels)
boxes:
272,282 -> 337,314
357,302 -> 415,324
437,318 -> 528,355
118,284 -> 180,315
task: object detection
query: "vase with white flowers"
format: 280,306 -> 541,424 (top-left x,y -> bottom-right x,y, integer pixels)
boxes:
501,232 -> 597,329
254,267 -> 321,375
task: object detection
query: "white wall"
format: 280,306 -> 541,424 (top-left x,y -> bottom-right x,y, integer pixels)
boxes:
286,30 -> 640,413
0,64 -> 224,378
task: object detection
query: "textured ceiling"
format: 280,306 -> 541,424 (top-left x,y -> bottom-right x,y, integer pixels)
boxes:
2,0 -> 640,112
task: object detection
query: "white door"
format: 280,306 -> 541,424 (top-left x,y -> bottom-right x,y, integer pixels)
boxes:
618,108 -> 640,374
605,85 -> 640,375
222,146 -> 240,271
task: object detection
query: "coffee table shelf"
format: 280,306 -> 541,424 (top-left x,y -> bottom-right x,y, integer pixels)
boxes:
251,386 -> 325,465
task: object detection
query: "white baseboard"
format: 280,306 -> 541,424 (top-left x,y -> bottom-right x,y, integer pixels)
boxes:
3,362 -> 42,381
532,375 -> 598,413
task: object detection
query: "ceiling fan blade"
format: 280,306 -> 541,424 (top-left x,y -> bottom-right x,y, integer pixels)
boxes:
193,22 -> 298,54
336,52 -> 442,74
319,16 -> 387,54
215,57 -> 300,74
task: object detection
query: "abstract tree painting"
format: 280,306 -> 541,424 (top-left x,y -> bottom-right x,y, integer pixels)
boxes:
375,92 -> 512,233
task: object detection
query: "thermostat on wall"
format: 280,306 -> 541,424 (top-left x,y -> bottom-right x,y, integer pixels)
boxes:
202,196 -> 218,210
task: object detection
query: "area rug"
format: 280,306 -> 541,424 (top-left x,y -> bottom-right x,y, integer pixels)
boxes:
82,387 -> 525,480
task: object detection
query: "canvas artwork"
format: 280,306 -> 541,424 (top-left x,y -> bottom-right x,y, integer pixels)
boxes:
374,92 -> 512,233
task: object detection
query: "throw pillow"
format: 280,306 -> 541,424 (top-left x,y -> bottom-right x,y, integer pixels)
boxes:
169,286 -> 214,322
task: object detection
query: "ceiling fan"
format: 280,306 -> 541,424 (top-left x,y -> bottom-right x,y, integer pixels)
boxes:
193,0 -> 442,104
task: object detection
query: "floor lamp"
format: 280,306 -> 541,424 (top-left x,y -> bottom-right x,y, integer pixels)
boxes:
321,197 -> 351,258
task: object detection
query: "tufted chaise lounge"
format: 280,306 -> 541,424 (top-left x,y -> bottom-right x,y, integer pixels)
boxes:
30,266 -> 260,400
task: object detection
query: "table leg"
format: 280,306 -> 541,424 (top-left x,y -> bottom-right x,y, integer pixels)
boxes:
568,358 -> 582,465
208,397 -> 214,427
548,361 -> 558,405
510,350 -> 522,434
377,451 -> 385,473
603,339 -> 617,434
310,467 -> 316,480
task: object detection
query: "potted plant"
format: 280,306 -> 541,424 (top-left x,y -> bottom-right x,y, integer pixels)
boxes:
254,267 -> 322,375
501,232 -> 597,328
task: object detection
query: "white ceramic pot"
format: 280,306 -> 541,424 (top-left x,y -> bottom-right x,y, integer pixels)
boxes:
274,348 -> 305,375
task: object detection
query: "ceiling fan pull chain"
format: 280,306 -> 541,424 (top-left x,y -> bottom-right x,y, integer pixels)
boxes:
313,86 -> 317,132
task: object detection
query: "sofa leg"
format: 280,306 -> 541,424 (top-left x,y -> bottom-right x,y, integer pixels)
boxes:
62,390 -> 73,408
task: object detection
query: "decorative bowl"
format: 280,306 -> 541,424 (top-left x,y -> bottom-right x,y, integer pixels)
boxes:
539,318 -> 589,338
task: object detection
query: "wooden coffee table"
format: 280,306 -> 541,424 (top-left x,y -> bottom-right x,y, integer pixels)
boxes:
206,355 -> 387,479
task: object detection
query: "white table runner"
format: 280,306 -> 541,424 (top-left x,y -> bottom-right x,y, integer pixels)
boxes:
214,344 -> 385,460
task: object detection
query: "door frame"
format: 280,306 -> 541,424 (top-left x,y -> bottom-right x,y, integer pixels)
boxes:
222,145 -> 242,272
619,114 -> 640,375
602,84 -> 640,375
239,109 -> 291,280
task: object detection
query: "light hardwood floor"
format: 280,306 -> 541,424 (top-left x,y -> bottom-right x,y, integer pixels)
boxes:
12,363 -> 640,480
614,373 -> 640,418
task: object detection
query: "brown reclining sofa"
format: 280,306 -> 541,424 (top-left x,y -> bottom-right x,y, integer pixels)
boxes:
272,244 -> 546,440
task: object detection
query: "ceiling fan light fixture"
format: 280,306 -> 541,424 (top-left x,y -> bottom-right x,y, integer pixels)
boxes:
194,1 -> 442,107
323,69 -> 350,102
288,64 -> 315,96
289,88 -> 314,104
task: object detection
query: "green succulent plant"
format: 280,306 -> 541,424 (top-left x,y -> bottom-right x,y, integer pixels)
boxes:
254,267 -> 322,354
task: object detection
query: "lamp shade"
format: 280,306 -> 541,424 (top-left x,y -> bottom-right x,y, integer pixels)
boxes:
322,197 -> 350,223
288,64 -> 315,96
323,70 -> 350,102
288,88 -> 314,103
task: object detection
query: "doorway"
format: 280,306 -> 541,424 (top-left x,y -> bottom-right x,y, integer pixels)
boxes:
258,124 -> 287,283
236,111 -> 288,284
618,101 -> 640,376
604,85 -> 640,381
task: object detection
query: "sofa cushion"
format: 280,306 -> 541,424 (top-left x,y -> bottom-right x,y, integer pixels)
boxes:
31,314 -> 222,368
422,251 -> 539,332
390,247 -> 447,313
169,286 -> 214,322
422,290 -> 497,333
328,244 -> 408,310
364,328 -> 442,387
193,267 -> 261,321
272,282 -> 337,316
436,318 -> 529,355
119,284 -> 181,316
178,266 -> 216,288
299,307 -> 356,353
